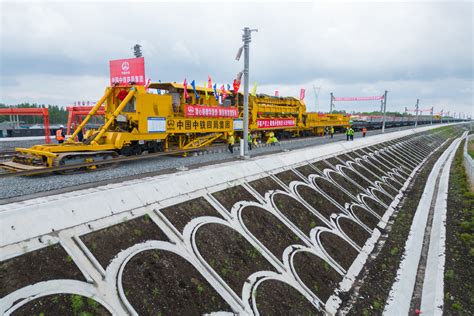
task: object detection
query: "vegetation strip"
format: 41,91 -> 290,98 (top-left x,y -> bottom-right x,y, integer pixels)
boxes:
443,139 -> 474,314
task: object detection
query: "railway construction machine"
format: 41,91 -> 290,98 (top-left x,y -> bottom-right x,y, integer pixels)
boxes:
1,83 -> 349,172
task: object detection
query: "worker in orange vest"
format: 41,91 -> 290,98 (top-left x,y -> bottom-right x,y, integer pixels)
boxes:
362,127 -> 367,137
56,125 -> 65,144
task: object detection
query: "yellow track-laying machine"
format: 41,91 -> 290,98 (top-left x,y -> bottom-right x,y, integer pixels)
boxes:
1,83 -> 349,171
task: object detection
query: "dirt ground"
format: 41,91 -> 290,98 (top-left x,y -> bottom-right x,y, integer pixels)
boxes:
122,249 -> 232,315
0,244 -> 85,298
81,215 -> 169,268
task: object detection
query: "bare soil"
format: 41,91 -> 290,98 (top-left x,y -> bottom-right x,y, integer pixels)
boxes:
293,251 -> 342,302
195,223 -> 275,295
328,172 -> 366,198
274,170 -> 305,186
81,215 -> 169,269
296,184 -> 343,220
349,160 -> 382,184
338,218 -> 372,248
241,205 -> 302,259
273,192 -> 328,235
373,188 -> 394,206
255,279 -> 321,315
160,197 -> 223,232
340,166 -> 374,189
212,185 -> 258,212
295,164 -> 321,178
0,244 -> 85,298
313,177 -> 356,209
311,160 -> 331,173
122,249 -> 232,315
319,232 -> 359,271
379,182 -> 400,197
351,205 -> 380,230
248,176 -> 284,197
361,195 -> 387,216
12,294 -> 110,316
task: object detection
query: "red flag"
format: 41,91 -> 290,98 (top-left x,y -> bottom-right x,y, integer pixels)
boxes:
183,78 -> 189,99
221,84 -> 228,100
233,79 -> 241,93
208,76 -> 212,88
275,90 -> 279,97
300,88 -> 305,100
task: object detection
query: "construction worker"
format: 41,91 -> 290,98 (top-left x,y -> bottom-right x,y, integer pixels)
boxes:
227,132 -> 235,153
362,127 -> 367,138
350,127 -> 355,140
330,126 -> 335,138
248,133 -> 252,151
345,127 -> 350,141
56,125 -> 65,144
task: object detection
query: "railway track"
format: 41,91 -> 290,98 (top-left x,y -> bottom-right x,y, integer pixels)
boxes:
0,147 -> 213,178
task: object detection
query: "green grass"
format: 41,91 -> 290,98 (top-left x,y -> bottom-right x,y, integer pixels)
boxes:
468,140 -> 474,159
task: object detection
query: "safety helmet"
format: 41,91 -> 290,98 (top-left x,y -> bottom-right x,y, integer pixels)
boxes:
59,125 -> 64,128
228,131 -> 234,136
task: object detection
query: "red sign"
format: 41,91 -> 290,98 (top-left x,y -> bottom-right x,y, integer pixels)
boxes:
257,118 -> 296,129
184,105 -> 238,118
333,95 -> 384,101
110,57 -> 145,85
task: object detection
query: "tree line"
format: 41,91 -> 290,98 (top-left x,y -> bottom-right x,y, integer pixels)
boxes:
0,103 -> 68,125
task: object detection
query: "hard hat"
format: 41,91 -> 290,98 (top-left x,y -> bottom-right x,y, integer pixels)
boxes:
228,131 -> 234,136
59,125 -> 64,128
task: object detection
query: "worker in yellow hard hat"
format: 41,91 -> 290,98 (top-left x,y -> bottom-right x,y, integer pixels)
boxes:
227,132 -> 235,153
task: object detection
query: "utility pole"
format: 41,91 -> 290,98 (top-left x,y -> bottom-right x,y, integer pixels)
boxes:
312,85 -> 321,112
414,99 -> 419,128
430,107 -> 434,125
330,92 -> 334,113
241,27 -> 257,158
381,90 -> 388,133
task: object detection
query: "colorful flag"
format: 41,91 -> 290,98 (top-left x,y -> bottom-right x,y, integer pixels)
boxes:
221,84 -> 228,101
251,82 -> 257,96
204,82 -> 209,100
275,91 -> 279,97
191,80 -> 199,100
233,79 -> 241,93
213,84 -> 219,101
208,76 -> 212,88
299,88 -> 305,100
227,84 -> 231,91
183,78 -> 189,99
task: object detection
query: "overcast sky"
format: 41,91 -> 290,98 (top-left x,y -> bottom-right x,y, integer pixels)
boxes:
1,0 -> 472,116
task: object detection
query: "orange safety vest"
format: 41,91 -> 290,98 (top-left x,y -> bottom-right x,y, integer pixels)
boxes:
56,129 -> 65,141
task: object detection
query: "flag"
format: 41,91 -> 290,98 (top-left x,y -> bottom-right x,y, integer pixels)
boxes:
275,91 -> 279,97
183,78 -> 189,99
251,82 -> 257,96
227,84 -> 231,91
145,78 -> 151,92
191,80 -> 199,100
233,79 -> 241,93
213,84 -> 219,101
221,84 -> 228,101
299,88 -> 305,100
204,81 -> 209,100
208,75 -> 212,88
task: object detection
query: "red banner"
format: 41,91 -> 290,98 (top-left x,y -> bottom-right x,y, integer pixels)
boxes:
333,95 -> 384,101
257,118 -> 296,129
300,88 -> 305,100
184,105 -> 238,118
110,57 -> 145,85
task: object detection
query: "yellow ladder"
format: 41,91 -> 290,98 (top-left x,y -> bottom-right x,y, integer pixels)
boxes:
182,133 -> 223,150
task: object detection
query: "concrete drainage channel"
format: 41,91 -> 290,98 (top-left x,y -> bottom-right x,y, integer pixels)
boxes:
0,124 -> 467,315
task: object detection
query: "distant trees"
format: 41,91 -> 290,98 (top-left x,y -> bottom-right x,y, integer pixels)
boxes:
0,103 -> 68,124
